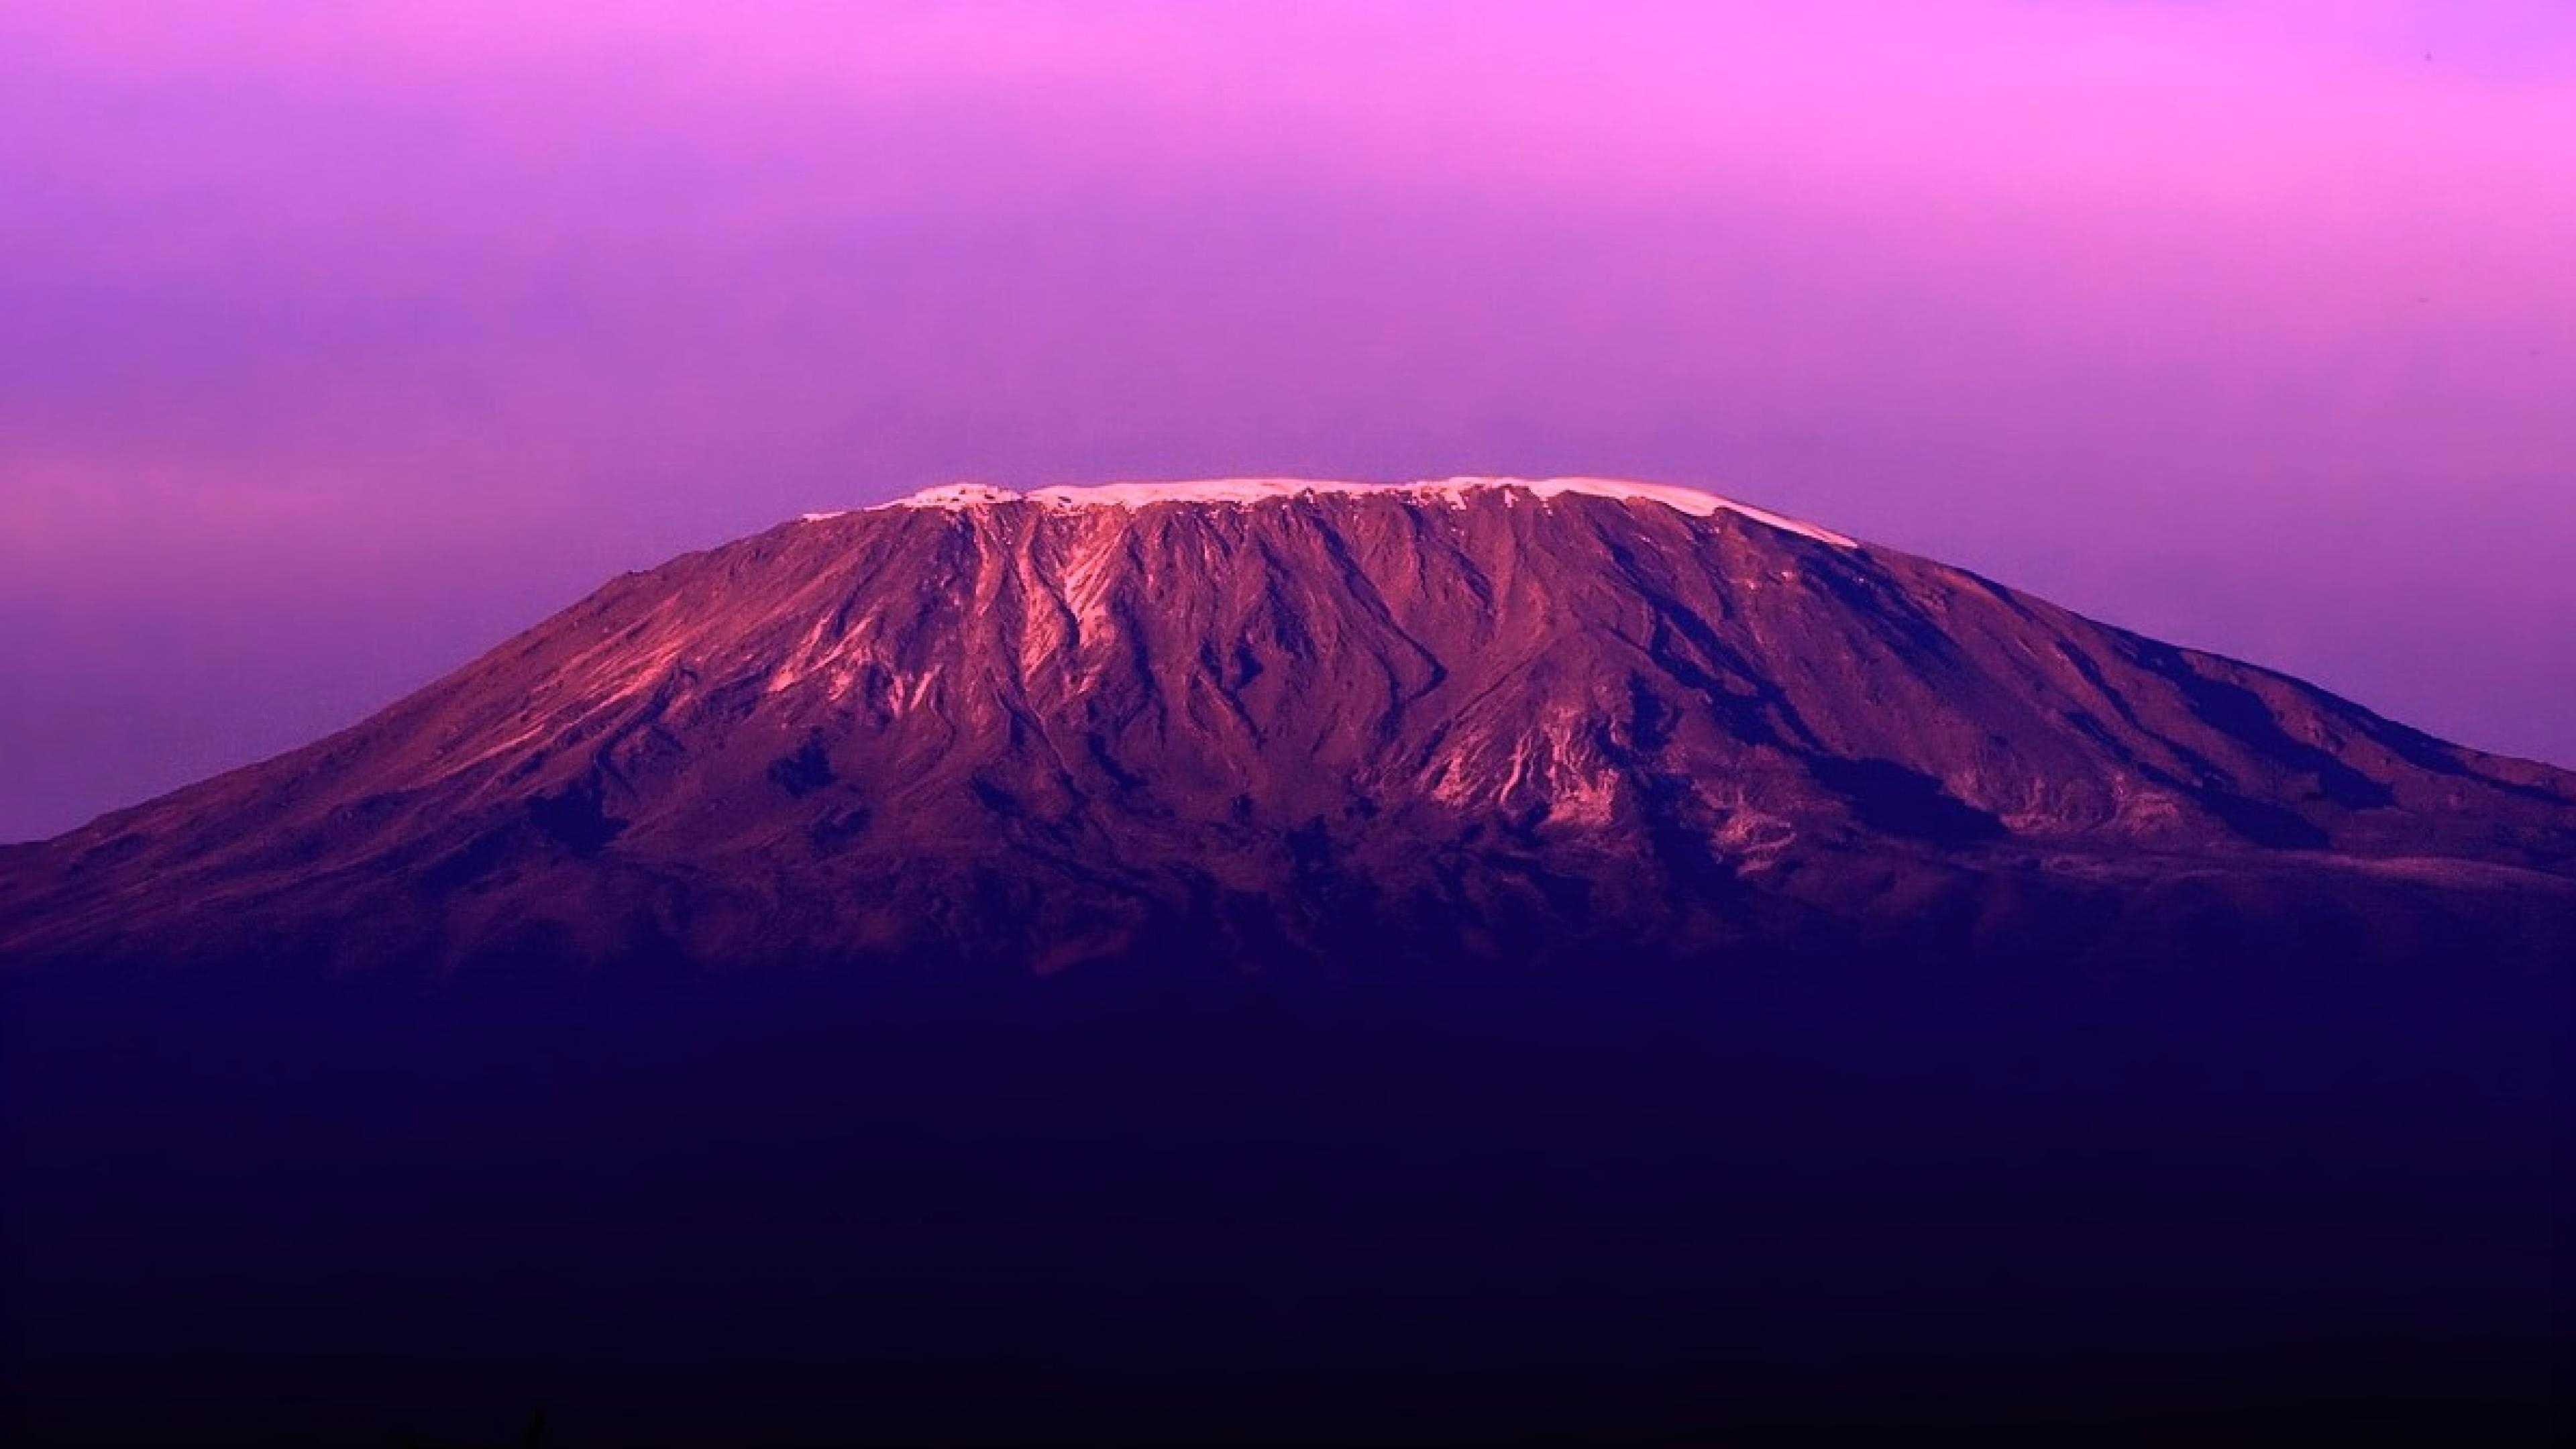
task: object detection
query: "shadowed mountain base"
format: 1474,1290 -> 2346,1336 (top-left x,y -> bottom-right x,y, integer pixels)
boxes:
6,911 -> 2569,1447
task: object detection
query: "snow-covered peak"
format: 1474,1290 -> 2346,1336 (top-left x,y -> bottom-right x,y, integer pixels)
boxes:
854,477 -> 1854,547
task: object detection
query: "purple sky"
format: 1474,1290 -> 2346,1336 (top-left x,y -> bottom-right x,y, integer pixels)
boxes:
4,1 -> 2573,842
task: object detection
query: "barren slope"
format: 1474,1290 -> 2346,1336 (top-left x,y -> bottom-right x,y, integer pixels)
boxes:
5,478 -> 2572,973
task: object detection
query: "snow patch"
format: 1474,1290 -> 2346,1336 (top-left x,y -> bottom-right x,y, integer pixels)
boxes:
828,478 -> 1854,547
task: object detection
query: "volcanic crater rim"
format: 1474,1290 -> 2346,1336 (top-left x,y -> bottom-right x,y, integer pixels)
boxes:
804,477 -> 1856,547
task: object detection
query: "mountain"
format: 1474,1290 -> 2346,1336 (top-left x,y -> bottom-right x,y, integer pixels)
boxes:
5,476 -> 2571,977
6,478 -> 2573,1446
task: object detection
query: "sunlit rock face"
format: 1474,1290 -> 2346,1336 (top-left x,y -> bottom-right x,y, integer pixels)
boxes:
7,480 -> 2573,1447
5,478 -> 2572,975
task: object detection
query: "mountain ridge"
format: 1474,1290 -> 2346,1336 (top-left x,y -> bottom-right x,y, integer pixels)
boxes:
5,478 -> 2572,975
7,478 -> 2573,1447
845,475 -> 1861,546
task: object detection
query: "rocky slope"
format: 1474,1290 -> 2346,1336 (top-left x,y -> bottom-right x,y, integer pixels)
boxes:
8,478 -> 2573,1446
5,476 -> 2571,977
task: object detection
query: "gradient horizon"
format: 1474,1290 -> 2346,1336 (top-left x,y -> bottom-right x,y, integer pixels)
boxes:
4,1 -> 2572,843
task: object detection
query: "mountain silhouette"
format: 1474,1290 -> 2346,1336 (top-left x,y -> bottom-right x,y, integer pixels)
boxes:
4,479 -> 2570,1446
5,477 -> 2570,977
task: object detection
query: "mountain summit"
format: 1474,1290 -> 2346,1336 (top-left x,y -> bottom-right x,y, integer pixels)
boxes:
9,479 -> 2574,1446
7,476 -> 2570,976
